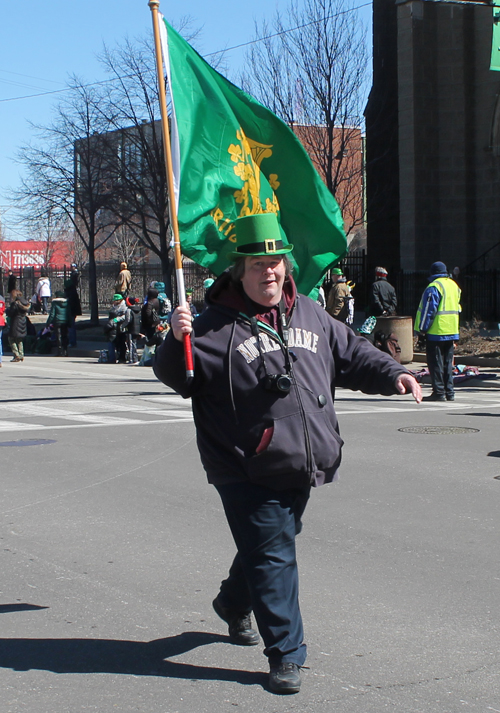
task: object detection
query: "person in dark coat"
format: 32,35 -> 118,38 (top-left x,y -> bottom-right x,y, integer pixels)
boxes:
369,267 -> 397,316
126,296 -> 143,364
69,264 -> 79,288
46,290 -> 71,356
186,289 -> 199,318
7,271 -> 17,299
141,288 -> 161,343
7,291 -> 30,361
153,212 -> 422,695
64,278 -> 82,348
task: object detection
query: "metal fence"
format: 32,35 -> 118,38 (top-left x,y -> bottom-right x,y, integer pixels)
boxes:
394,270 -> 500,324
0,262 -> 213,313
2,259 -> 500,324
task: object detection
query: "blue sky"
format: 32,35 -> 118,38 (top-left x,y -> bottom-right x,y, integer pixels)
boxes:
0,0 -> 371,240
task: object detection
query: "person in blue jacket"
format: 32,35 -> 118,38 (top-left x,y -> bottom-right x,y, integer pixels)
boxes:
415,261 -> 461,402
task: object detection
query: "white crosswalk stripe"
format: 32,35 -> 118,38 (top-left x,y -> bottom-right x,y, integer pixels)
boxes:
0,394 -> 193,432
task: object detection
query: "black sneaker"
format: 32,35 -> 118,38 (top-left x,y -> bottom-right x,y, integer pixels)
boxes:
446,394 -> 455,401
212,597 -> 260,646
422,393 -> 446,402
269,662 -> 302,694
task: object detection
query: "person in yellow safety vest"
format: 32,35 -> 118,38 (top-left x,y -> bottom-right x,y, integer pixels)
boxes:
415,261 -> 461,402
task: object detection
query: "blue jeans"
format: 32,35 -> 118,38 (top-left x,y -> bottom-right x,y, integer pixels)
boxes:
426,339 -> 454,397
127,334 -> 138,363
215,481 -> 310,665
0,328 -> 3,363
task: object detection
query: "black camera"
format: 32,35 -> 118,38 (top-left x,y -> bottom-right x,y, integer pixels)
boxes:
265,373 -> 292,395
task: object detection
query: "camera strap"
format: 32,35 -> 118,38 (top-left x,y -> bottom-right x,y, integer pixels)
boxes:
278,297 -> 292,376
249,298 -> 292,377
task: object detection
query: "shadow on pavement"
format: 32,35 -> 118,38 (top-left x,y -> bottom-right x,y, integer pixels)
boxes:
0,604 -> 49,614
0,631 -> 267,686
460,413 -> 500,419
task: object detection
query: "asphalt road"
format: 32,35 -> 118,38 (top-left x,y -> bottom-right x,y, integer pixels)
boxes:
1,354 -> 500,712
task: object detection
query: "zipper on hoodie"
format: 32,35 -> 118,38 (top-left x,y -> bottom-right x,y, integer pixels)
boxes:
239,305 -> 314,479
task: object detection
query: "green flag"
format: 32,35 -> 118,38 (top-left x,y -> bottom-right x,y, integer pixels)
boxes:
491,6 -> 500,71
160,18 -> 347,297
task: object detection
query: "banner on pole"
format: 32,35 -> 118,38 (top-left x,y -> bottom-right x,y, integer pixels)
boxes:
160,18 -> 347,297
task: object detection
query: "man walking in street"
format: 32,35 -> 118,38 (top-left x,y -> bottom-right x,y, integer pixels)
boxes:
153,212 -> 421,695
416,261 -> 461,402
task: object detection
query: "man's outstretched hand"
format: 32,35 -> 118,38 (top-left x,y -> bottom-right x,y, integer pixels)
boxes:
395,373 -> 422,403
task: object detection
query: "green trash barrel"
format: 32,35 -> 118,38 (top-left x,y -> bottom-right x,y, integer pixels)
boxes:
374,316 -> 414,364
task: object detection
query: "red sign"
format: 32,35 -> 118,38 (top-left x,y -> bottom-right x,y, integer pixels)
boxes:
0,241 -> 73,270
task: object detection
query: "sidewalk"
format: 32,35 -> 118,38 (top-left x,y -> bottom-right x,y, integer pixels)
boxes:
27,312 -> 109,359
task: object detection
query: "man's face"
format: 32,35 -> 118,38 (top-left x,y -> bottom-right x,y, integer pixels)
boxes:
241,255 -> 286,307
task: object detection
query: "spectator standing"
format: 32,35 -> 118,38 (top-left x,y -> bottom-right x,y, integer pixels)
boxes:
36,270 -> 52,314
7,290 -> 30,362
141,288 -> 161,342
186,289 -> 198,318
416,261 -> 461,402
46,290 -> 71,357
105,294 -> 130,363
369,267 -> 397,317
64,278 -> 82,348
126,296 -> 143,364
325,268 -> 351,323
7,271 -> 17,299
69,263 -> 79,288
153,282 -> 172,321
115,262 -> 132,298
0,294 -> 5,366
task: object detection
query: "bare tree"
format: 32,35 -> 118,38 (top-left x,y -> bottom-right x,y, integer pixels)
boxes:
95,28 -> 225,298
89,38 -> 174,295
112,223 -> 143,265
26,207 -> 66,267
13,78 -> 120,323
242,0 -> 368,236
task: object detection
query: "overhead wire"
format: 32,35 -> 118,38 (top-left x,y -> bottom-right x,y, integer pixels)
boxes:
0,1 -> 371,104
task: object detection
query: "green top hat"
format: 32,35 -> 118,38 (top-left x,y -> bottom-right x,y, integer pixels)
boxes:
228,213 -> 293,261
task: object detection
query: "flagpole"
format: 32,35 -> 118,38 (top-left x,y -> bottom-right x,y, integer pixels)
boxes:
148,0 -> 194,377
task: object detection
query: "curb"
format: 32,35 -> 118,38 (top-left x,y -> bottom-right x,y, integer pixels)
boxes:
413,353 -> 500,368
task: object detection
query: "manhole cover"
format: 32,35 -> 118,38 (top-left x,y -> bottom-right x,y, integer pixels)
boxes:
0,439 -> 57,447
398,426 -> 479,435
